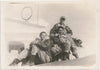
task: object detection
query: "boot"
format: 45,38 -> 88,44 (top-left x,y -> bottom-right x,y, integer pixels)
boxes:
29,55 -> 35,66
62,52 -> 66,60
21,57 -> 29,66
9,58 -> 20,66
62,52 -> 70,60
66,52 -> 70,60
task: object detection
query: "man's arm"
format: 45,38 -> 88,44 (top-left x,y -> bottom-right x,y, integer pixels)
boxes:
66,26 -> 73,35
36,40 -> 51,51
50,24 -> 58,37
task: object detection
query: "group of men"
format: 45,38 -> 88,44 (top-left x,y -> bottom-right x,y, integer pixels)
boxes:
9,16 -> 82,66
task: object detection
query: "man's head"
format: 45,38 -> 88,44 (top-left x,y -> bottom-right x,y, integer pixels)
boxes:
39,31 -> 47,40
58,26 -> 65,34
60,16 -> 66,24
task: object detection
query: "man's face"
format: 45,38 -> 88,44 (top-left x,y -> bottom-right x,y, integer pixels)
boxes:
35,38 -> 40,44
40,33 -> 47,40
59,28 -> 64,33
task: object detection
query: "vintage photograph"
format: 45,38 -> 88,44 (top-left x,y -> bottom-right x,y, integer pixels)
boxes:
0,0 -> 98,69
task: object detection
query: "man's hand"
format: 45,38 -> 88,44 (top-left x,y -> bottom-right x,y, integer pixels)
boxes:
55,33 -> 59,36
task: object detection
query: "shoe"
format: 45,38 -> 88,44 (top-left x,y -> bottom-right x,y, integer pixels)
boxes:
9,58 -> 20,66
29,55 -> 35,66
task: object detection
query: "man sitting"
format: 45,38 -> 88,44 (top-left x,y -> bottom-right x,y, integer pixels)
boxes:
29,32 -> 52,65
9,48 -> 29,66
55,26 -> 79,60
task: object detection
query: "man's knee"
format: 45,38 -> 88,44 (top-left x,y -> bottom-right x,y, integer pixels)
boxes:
31,45 -> 39,55
62,43 -> 70,53
72,53 -> 79,58
71,46 -> 77,52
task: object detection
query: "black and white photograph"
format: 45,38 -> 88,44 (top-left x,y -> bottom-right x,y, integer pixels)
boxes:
0,0 -> 99,69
